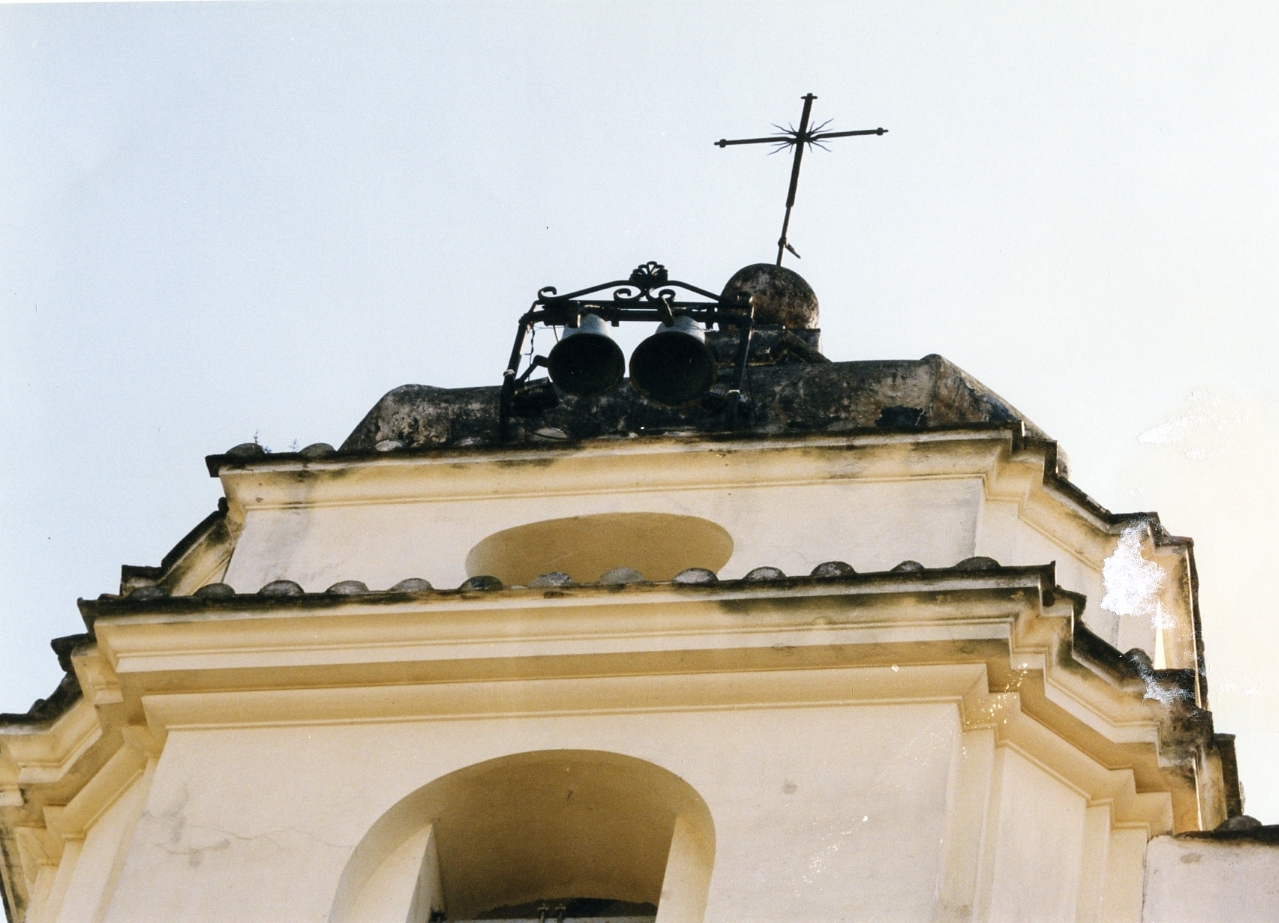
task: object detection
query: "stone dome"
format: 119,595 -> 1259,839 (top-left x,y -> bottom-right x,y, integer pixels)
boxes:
721,263 -> 819,329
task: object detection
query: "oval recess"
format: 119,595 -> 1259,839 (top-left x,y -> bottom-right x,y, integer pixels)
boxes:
465,512 -> 733,585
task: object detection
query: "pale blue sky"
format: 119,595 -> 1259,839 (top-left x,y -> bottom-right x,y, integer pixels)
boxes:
3,1 -> 1277,818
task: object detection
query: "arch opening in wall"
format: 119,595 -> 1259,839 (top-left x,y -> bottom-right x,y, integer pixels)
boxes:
330,750 -> 716,923
465,513 -> 733,585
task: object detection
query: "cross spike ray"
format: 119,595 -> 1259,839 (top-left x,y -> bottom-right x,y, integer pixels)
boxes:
716,93 -> 887,266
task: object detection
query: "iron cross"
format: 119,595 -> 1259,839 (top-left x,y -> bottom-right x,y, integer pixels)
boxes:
716,93 -> 886,266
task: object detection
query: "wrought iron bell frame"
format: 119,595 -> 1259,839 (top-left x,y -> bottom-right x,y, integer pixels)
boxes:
499,261 -> 756,442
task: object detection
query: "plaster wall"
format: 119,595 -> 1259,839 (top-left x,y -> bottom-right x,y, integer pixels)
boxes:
46,773 -> 147,923
98,704 -> 969,923
222,477 -> 986,593
341,824 -> 434,923
1141,836 -> 1279,923
0,431 -> 1220,923
11,577 -> 1170,923
215,439 -> 1184,659
973,500 -> 1111,647
220,471 -> 1133,642
979,748 -> 1087,923
1102,828 -> 1147,923
26,704 -> 1153,923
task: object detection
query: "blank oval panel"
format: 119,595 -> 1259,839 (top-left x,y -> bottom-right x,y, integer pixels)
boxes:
466,513 -> 733,585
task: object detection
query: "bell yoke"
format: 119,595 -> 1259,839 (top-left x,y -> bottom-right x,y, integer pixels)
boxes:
499,261 -> 756,440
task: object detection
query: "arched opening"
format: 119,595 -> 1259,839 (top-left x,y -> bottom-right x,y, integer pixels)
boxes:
465,514 -> 733,585
331,751 -> 715,923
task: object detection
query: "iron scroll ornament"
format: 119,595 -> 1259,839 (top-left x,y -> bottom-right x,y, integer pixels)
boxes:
499,262 -> 756,441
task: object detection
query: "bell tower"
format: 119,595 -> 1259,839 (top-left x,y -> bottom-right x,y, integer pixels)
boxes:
1,260 -> 1271,923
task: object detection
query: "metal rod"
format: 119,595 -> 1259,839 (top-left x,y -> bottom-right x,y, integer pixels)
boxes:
810,128 -> 887,140
728,297 -> 756,429
499,316 -> 532,442
715,95 -> 886,265
714,135 -> 783,147
777,94 -> 816,266
529,304 -> 752,329
540,277 -> 727,304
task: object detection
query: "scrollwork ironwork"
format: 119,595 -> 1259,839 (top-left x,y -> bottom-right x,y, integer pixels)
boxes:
499,261 -> 756,442
629,261 -> 669,287
528,262 -> 737,317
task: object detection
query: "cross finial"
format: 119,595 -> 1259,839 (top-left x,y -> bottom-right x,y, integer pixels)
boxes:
716,93 -> 887,266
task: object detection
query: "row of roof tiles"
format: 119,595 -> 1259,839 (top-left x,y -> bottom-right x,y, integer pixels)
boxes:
117,555 -> 1006,601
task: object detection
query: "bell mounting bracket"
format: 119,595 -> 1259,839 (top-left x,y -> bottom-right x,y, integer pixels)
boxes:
500,262 -> 755,441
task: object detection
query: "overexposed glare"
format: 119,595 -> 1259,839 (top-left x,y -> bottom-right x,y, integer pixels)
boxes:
2,3 -> 1277,819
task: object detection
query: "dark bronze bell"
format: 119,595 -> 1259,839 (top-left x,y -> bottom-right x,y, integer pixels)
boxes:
629,316 -> 717,407
547,313 -> 626,397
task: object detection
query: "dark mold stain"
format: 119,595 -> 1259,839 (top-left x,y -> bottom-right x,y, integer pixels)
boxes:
876,406 -> 925,429
319,350 -> 1051,455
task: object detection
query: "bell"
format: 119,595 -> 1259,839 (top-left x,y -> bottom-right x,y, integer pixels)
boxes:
629,316 -> 717,407
547,313 -> 626,397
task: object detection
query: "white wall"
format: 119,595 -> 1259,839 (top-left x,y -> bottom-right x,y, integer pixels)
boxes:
223,476 -> 986,592
101,704 -> 963,923
1142,835 -> 1279,923
978,748 -> 1087,923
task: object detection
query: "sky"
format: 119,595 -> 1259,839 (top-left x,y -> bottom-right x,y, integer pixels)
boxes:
2,1 -> 1277,820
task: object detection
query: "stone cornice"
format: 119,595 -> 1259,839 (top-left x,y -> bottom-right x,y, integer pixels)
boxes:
62,569 -> 1225,815
94,567 -> 1188,830
3,562 -> 1234,920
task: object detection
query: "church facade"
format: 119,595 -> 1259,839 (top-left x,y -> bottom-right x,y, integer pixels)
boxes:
2,264 -> 1273,923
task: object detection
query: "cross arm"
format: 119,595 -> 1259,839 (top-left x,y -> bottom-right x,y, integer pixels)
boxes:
715,136 -> 787,147
809,127 -> 887,140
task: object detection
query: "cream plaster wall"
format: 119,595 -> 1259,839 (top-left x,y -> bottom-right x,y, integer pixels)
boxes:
978,748 -> 1087,923
10,433 -> 1201,923
1102,829 -> 1147,923
972,500 -> 1110,646
340,824 -> 435,923
222,476 -> 985,592
11,579 -> 1172,923
219,468 -> 1131,650
1141,836 -> 1279,923
100,704 -> 966,923
44,772 -> 148,923
27,703 -> 1153,923
215,436 -> 1188,668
